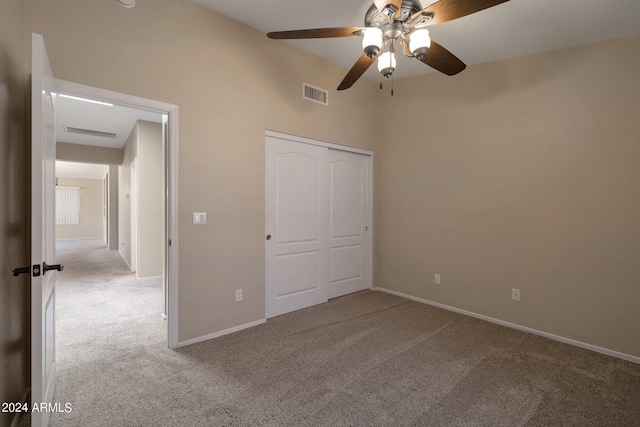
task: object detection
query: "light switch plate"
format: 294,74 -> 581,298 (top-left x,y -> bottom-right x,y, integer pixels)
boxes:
193,212 -> 206,225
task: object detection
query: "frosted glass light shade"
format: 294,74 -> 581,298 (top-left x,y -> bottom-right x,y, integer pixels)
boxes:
116,0 -> 135,8
362,27 -> 383,58
378,51 -> 396,77
410,28 -> 431,59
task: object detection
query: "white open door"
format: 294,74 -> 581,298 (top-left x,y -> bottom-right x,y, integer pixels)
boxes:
31,33 -> 60,427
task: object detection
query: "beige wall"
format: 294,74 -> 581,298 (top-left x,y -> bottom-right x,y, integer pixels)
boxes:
118,120 -> 164,278
377,35 -> 640,358
118,123 -> 137,268
56,177 -> 104,240
108,165 -> 119,251
118,120 -> 163,277
55,143 -> 122,248
136,120 -> 163,278
0,0 -> 29,424
22,0 -> 638,358
26,0 -> 380,342
57,141 -> 123,165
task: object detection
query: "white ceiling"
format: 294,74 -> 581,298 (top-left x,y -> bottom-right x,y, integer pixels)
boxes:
55,93 -> 162,179
55,94 -> 162,150
193,0 -> 640,83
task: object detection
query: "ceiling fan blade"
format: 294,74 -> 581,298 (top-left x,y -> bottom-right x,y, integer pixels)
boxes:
337,54 -> 376,91
419,41 -> 466,76
413,0 -> 510,25
267,27 -> 361,39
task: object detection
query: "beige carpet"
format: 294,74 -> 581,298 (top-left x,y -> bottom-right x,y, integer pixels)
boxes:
20,239 -> 640,426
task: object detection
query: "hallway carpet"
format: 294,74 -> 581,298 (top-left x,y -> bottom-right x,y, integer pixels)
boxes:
21,239 -> 640,426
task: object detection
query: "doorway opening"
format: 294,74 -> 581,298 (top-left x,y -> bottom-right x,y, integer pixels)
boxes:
53,80 -> 179,349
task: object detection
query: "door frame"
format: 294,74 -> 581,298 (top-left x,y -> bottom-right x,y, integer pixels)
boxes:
55,79 -> 180,349
264,130 -> 374,310
130,157 -> 138,274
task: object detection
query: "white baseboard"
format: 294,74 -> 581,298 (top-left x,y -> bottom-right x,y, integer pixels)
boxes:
177,319 -> 267,348
117,249 -> 132,271
137,274 -> 163,281
373,287 -> 640,364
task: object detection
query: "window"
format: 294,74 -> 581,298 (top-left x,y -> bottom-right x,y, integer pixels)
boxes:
56,186 -> 80,225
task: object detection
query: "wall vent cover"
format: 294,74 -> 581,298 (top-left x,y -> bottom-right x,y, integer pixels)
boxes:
303,83 -> 329,106
64,126 -> 118,139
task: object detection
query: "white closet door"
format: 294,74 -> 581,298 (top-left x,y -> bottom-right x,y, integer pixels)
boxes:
265,137 -> 329,318
328,150 -> 370,299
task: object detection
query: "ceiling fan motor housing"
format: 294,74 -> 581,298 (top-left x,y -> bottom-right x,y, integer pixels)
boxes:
365,0 -> 423,26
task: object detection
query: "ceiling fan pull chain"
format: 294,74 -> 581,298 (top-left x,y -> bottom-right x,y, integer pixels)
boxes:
391,75 -> 394,96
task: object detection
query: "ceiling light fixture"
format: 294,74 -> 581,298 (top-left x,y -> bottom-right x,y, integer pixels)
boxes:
408,28 -> 431,61
377,44 -> 397,78
115,0 -> 135,8
362,27 -> 383,58
267,0 -> 512,90
59,94 -> 114,107
365,6 -> 434,80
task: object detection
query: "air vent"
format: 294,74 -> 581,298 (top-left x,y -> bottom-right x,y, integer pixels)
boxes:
303,83 -> 328,106
64,126 -> 118,139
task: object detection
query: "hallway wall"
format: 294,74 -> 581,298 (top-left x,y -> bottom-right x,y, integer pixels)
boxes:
56,177 -> 105,240
136,120 -> 163,278
118,120 -> 163,278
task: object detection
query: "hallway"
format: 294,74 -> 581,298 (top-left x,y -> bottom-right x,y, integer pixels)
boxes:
51,239 -> 164,425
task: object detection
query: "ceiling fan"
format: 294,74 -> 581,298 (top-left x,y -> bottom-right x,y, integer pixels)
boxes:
267,0 -> 511,90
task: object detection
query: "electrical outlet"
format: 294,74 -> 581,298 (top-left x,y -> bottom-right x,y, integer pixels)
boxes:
512,288 -> 520,301
434,274 -> 441,285
235,289 -> 243,302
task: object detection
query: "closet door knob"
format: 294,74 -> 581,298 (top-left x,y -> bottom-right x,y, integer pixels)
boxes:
266,235 -> 272,241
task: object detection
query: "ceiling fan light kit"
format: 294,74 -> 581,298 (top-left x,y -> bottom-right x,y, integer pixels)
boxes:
409,28 -> 431,60
115,0 -> 135,8
362,27 -> 383,58
267,0 -> 511,90
378,50 -> 397,77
